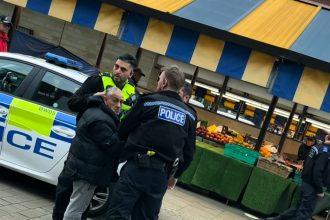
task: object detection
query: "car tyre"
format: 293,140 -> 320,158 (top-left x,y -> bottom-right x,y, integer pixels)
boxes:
87,181 -> 115,217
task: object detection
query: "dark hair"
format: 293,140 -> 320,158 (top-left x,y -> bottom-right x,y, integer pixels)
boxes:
117,54 -> 137,68
306,136 -> 316,142
161,65 -> 185,91
181,82 -> 192,97
133,67 -> 145,76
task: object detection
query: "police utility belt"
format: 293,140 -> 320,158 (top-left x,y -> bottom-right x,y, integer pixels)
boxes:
133,151 -> 179,177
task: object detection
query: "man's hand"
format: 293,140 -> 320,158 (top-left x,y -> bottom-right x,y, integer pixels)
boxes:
94,91 -> 105,97
167,177 -> 178,190
317,192 -> 325,197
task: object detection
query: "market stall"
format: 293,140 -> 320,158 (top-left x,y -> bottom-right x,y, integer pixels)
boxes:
187,142 -> 254,202
179,122 -> 330,216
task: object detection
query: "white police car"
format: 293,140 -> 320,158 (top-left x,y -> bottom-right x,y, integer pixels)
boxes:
0,52 -> 109,216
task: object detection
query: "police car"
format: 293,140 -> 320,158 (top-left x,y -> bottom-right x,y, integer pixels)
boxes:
0,52 -> 109,216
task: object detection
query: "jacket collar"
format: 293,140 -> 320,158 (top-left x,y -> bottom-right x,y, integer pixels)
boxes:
154,90 -> 182,101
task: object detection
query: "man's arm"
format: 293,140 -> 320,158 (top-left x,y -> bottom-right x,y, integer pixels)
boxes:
68,76 -> 102,113
89,120 -> 122,156
313,153 -> 328,193
118,98 -> 145,140
174,119 -> 197,179
297,144 -> 304,161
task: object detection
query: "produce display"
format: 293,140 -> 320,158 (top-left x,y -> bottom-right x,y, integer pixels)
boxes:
196,126 -> 254,149
196,127 -> 232,145
259,145 -> 277,158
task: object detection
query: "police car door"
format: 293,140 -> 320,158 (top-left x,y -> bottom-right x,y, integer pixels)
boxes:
0,58 -> 39,153
0,70 -> 79,173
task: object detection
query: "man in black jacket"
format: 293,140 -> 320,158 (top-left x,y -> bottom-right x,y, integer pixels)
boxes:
107,65 -> 196,220
267,132 -> 330,220
179,82 -> 193,104
53,54 -> 137,220
167,81 -> 195,190
53,87 -> 123,220
297,136 -> 316,162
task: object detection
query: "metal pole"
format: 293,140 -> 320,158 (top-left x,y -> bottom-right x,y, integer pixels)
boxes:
190,67 -> 199,86
278,103 -> 297,153
235,101 -> 245,120
8,6 -> 21,49
95,34 -> 108,68
301,122 -> 310,141
294,106 -> 308,140
255,96 -> 278,151
212,76 -> 229,112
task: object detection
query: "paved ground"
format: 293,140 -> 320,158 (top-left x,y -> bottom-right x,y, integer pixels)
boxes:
159,186 -> 249,220
0,166 -> 251,220
0,167 -> 326,220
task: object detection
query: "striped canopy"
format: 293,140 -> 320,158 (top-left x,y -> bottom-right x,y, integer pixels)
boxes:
4,0 -> 330,112
5,0 -> 123,36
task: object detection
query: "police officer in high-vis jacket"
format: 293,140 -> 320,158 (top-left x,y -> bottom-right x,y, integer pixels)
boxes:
52,54 -> 137,220
68,53 -> 137,120
107,65 -> 196,220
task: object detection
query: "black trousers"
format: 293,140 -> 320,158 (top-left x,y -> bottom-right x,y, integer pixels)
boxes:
52,167 -> 89,220
275,182 -> 318,220
107,160 -> 168,220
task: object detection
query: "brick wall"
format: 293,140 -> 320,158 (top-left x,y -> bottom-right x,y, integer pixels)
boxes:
137,49 -> 158,90
59,23 -> 105,65
19,9 -> 65,45
0,1 -> 14,19
99,35 -> 138,72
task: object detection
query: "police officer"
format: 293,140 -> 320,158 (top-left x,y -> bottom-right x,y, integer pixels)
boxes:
267,132 -> 330,220
53,54 -> 137,220
68,53 -> 138,120
178,81 -> 193,104
297,136 -> 316,162
130,67 -> 145,87
107,65 -> 196,220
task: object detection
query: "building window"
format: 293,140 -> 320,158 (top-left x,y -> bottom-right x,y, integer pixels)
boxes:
17,26 -> 34,35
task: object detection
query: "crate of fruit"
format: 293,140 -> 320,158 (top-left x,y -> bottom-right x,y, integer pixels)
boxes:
224,144 -> 260,165
257,157 -> 293,178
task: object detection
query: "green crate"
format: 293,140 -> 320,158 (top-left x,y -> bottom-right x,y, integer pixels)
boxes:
293,170 -> 302,185
224,144 -> 259,165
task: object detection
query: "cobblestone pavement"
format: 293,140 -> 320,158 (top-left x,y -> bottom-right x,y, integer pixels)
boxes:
0,167 -> 326,220
0,167 -> 249,220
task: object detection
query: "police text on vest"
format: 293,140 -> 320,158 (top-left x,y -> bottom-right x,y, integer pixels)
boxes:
158,106 -> 186,126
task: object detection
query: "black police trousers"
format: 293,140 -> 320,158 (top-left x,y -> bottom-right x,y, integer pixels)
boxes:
52,167 -> 89,220
107,160 -> 168,220
274,182 -> 318,220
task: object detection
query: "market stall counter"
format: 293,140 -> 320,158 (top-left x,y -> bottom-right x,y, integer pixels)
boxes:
241,167 -> 297,215
180,141 -> 253,202
179,141 -> 330,216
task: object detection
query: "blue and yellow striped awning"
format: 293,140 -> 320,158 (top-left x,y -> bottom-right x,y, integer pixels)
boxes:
120,12 -> 275,87
174,0 -> 264,31
4,0 -> 124,36
290,9 -> 330,63
174,0 -> 330,62
230,0 -> 320,49
271,61 -> 330,112
127,0 -> 193,13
